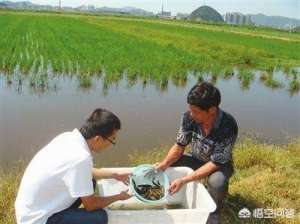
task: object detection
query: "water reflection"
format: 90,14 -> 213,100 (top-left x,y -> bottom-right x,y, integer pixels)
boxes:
0,68 -> 299,168
1,66 -> 299,96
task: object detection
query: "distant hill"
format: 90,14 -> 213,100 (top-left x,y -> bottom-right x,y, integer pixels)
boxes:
249,13 -> 300,29
0,1 -> 64,10
0,1 -> 33,7
190,6 -> 224,22
0,1 -> 154,16
96,6 -> 154,16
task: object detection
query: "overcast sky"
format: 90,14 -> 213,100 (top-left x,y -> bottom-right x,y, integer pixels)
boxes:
8,0 -> 300,19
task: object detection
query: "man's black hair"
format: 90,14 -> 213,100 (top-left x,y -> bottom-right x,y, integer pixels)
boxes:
79,108 -> 121,139
187,82 -> 221,111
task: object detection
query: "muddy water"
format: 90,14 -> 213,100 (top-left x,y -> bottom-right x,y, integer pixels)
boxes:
0,70 -> 299,168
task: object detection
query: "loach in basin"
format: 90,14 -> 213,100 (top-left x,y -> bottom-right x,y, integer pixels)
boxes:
132,176 -> 164,201
130,164 -> 169,203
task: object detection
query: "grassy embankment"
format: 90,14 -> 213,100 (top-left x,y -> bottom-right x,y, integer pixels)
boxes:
0,10 -> 299,90
1,138 -> 299,224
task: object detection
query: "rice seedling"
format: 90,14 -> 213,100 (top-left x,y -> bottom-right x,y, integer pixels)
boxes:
237,69 -> 255,90
264,78 -> 283,89
289,78 -> 300,95
222,67 -> 235,80
264,72 -> 284,89
0,10 -> 299,89
78,73 -> 92,88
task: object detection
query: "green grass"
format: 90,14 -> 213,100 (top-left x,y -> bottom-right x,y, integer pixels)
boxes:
0,162 -> 24,224
1,138 -> 299,223
0,10 -> 299,87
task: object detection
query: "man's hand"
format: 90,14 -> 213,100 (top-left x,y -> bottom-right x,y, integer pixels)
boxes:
81,190 -> 133,211
113,172 -> 131,185
154,143 -> 185,172
168,178 -> 185,195
154,162 -> 168,171
93,168 -> 132,184
118,189 -> 133,201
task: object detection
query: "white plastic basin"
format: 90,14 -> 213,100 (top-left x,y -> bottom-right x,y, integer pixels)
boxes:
97,167 -> 216,224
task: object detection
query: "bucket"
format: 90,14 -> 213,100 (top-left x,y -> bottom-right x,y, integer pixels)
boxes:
98,167 -> 217,224
130,164 -> 169,204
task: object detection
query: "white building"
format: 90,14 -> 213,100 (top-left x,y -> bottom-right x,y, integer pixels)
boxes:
176,13 -> 190,20
157,5 -> 173,19
224,12 -> 253,25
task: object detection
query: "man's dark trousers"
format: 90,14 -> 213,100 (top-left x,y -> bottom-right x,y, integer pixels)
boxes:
46,179 -> 108,224
171,154 -> 234,224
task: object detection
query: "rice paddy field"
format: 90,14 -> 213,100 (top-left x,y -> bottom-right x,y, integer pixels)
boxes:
0,9 -> 299,89
0,9 -> 300,224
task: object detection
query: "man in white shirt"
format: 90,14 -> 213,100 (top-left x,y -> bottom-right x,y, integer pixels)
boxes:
15,108 -> 132,224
